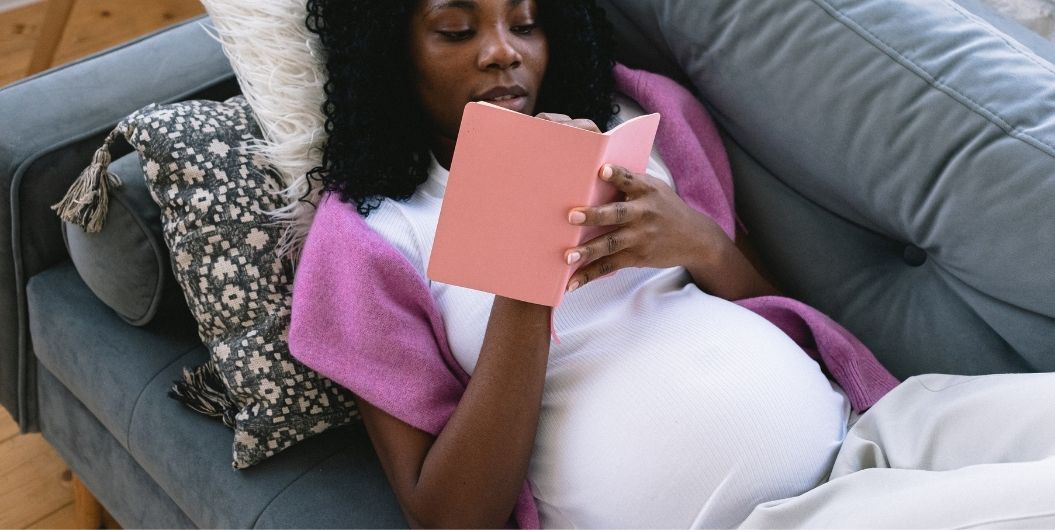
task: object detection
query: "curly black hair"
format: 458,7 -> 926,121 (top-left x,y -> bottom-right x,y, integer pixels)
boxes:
305,0 -> 618,216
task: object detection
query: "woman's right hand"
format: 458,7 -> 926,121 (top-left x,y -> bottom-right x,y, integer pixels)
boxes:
357,295 -> 551,528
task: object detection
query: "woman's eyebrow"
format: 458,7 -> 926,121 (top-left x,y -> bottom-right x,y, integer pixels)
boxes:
427,0 -> 527,16
428,0 -> 477,15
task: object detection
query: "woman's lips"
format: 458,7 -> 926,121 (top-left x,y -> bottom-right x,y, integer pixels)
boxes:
479,95 -> 527,112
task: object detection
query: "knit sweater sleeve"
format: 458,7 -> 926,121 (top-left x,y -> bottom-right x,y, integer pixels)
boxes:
287,194 -> 465,435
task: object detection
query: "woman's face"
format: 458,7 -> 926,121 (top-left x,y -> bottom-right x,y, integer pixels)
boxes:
409,0 -> 549,144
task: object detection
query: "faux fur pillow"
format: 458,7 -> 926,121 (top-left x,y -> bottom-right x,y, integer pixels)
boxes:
199,0 -> 329,261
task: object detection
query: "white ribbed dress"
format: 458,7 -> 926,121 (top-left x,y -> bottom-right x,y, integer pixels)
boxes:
364,95 -> 851,528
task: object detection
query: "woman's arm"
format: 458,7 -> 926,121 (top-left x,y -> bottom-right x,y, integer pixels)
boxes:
684,223 -> 782,300
358,296 -> 551,528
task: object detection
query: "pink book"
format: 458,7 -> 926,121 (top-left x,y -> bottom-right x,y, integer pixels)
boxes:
428,101 -> 661,307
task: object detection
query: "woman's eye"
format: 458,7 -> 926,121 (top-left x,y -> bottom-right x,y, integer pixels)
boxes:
439,30 -> 474,41
512,23 -> 539,35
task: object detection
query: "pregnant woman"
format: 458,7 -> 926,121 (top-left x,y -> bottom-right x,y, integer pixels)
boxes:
289,0 -> 1055,527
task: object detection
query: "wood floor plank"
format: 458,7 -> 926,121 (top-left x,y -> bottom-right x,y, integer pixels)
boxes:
27,502 -> 77,529
0,0 -> 44,86
0,433 -> 73,529
52,0 -> 204,66
0,0 -> 203,87
0,407 -> 19,443
0,1 -> 43,57
0,0 -> 203,525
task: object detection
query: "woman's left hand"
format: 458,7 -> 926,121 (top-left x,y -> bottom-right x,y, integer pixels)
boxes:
564,163 -> 733,293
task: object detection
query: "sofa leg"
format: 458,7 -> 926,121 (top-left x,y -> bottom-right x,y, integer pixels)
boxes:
71,474 -> 103,529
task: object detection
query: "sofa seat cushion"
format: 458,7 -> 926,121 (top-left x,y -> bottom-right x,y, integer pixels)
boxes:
29,262 -> 405,527
28,262 -> 200,451
125,346 -> 405,528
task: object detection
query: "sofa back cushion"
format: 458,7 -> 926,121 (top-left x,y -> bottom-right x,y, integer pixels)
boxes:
599,0 -> 1055,377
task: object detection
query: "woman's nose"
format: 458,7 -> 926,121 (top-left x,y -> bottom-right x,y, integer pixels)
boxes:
477,28 -> 522,70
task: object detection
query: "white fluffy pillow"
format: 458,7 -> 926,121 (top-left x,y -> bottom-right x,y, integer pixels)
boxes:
199,0 -> 329,261
980,0 -> 1055,41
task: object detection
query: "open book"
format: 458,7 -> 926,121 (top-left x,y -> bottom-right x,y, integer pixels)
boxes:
427,101 -> 661,307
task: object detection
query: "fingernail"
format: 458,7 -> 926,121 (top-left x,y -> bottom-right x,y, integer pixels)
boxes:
601,165 -> 613,180
568,211 -> 586,224
566,251 -> 581,265
568,281 -> 580,292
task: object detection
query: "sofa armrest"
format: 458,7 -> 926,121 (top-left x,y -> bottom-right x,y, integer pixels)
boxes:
0,15 -> 238,432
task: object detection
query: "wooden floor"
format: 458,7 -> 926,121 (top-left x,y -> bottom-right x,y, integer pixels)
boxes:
0,406 -> 80,528
0,0 -> 204,87
0,2 -> 204,526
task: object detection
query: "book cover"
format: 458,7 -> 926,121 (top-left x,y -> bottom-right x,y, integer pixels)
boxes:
427,101 -> 661,306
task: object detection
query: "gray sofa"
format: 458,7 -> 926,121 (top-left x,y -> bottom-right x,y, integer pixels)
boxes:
1,0 -> 1053,527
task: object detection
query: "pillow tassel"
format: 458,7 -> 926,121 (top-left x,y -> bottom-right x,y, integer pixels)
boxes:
51,127 -> 125,233
168,360 -> 240,428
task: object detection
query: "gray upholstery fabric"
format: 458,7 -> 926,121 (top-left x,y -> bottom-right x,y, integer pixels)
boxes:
62,152 -> 169,326
0,15 -> 238,432
28,263 -> 199,451
38,367 -> 197,529
30,263 -> 406,528
602,0 -> 1055,378
130,354 -> 406,528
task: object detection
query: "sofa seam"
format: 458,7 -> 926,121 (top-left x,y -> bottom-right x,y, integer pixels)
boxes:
249,444 -> 353,529
36,367 -> 200,528
941,0 -> 1055,77
811,0 -> 1055,160
124,346 -> 356,529
9,72 -> 235,432
124,343 -> 203,451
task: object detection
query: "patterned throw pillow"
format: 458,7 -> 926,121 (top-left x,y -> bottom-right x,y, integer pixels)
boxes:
57,95 -> 358,468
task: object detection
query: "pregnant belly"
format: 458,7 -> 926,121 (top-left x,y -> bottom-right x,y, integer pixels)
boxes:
528,293 -> 850,529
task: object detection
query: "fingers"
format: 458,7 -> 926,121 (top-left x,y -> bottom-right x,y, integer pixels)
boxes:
568,200 -> 641,227
535,112 -> 570,121
599,164 -> 652,196
535,112 -> 602,133
565,228 -> 633,268
566,251 -> 630,292
567,165 -> 660,226
567,119 -> 602,133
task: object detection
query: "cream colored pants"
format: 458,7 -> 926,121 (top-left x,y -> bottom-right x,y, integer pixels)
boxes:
739,373 -> 1055,529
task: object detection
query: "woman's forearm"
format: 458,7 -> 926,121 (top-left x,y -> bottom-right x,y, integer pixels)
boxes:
410,296 -> 551,528
685,237 -> 781,301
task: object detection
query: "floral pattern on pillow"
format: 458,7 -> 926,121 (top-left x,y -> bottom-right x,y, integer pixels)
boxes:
120,96 -> 358,468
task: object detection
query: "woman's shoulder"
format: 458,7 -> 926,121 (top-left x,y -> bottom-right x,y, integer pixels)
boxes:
360,196 -> 431,278
308,193 -> 423,261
